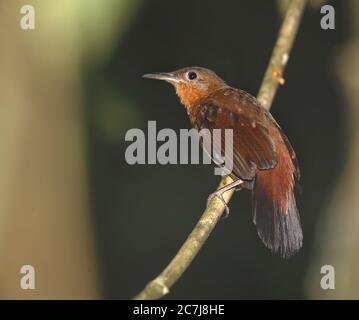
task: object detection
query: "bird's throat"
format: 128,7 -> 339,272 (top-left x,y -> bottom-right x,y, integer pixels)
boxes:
175,85 -> 208,110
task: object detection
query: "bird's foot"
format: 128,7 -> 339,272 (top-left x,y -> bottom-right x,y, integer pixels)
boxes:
206,191 -> 230,218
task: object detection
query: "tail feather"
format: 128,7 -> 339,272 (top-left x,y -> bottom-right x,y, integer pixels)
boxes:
253,170 -> 303,258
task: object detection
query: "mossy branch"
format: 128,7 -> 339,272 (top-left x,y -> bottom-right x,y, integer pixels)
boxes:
134,0 -> 307,300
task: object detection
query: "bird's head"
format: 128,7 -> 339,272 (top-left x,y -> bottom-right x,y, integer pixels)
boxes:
143,66 -> 227,109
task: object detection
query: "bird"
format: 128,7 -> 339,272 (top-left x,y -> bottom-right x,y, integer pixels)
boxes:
143,66 -> 302,258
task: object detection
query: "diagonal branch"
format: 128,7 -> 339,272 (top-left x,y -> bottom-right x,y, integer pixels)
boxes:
134,0 -> 307,300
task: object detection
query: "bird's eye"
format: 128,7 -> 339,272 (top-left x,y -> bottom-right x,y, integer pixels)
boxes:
187,71 -> 197,80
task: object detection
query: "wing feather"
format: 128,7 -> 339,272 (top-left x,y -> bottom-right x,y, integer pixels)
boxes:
192,87 -> 278,181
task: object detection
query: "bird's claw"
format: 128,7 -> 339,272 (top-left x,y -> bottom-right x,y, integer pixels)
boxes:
206,191 -> 230,218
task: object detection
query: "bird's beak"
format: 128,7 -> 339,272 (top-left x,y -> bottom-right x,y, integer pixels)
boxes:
142,72 -> 181,84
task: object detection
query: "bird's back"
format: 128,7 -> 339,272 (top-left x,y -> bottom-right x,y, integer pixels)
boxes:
190,86 -> 303,257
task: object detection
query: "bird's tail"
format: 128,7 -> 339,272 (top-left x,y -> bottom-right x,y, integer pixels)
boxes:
252,148 -> 303,258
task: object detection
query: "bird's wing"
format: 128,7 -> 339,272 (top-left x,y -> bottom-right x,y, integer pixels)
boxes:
193,87 -> 278,181
264,108 -> 300,180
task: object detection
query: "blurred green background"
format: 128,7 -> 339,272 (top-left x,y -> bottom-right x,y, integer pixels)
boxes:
1,0 -> 358,299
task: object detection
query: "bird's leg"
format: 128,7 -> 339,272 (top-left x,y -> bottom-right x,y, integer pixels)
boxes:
206,179 -> 243,218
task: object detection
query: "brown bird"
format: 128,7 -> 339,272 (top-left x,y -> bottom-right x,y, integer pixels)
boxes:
143,67 -> 302,258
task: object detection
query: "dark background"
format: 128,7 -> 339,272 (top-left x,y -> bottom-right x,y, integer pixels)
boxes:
86,0 -> 348,299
